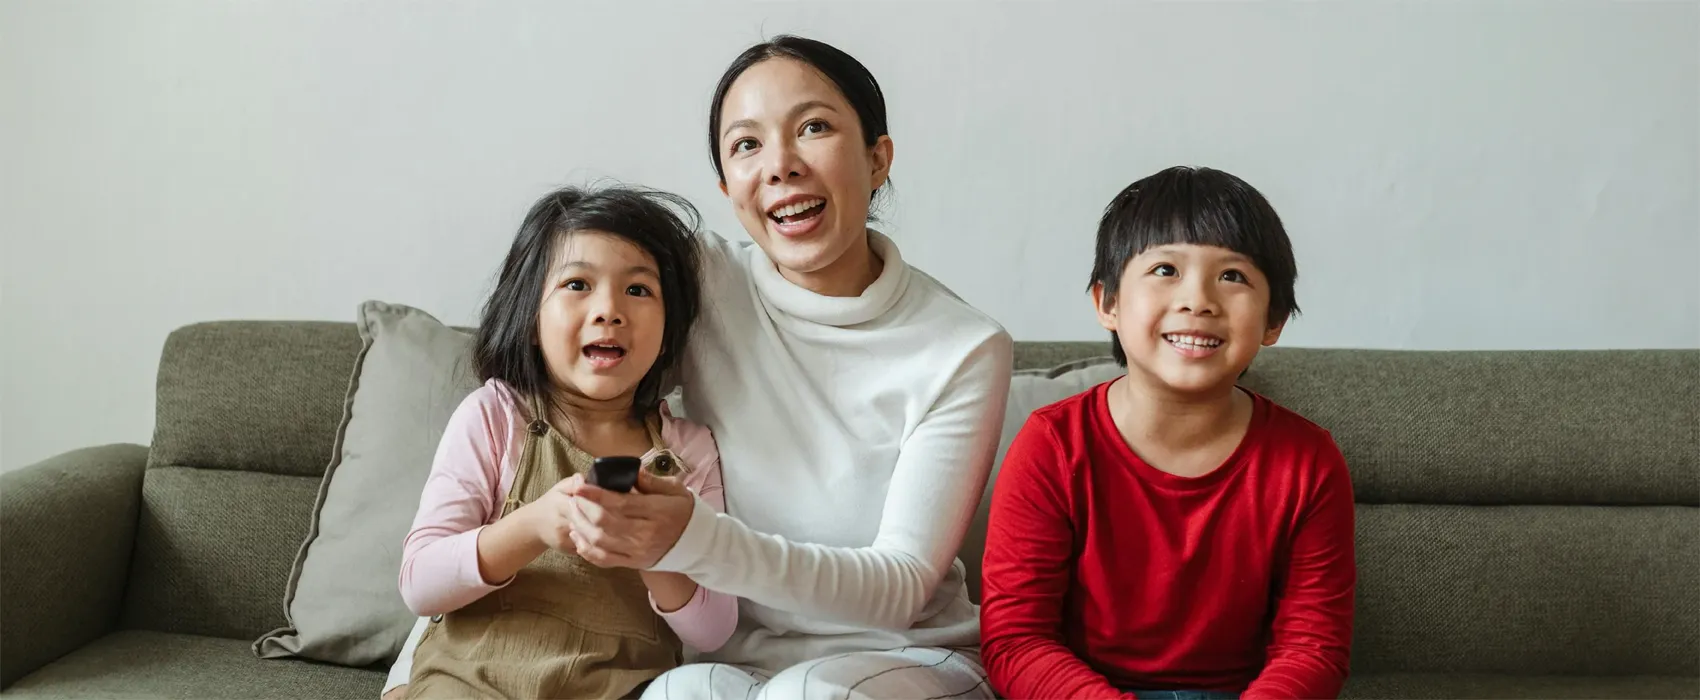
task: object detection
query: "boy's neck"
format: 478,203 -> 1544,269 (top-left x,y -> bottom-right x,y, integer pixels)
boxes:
1110,371 -> 1253,472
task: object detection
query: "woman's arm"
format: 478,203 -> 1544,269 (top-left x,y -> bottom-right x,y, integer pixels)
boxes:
643,413 -> 738,652
573,331 -> 1013,630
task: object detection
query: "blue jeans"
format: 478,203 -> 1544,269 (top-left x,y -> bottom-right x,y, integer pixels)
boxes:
1126,692 -> 1241,700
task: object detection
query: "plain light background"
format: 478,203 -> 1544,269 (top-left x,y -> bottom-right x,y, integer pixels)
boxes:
3,1 -> 1697,471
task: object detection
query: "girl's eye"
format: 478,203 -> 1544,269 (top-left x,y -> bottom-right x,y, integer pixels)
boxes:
626,284 -> 653,297
1221,269 -> 1248,284
1151,264 -> 1177,277
802,120 -> 829,136
731,137 -> 757,154
562,279 -> 588,291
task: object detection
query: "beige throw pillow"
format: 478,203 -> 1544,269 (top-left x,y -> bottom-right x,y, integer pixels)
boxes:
254,301 -> 480,667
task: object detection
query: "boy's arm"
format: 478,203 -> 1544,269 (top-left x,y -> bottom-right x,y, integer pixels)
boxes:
1244,441 -> 1357,700
980,418 -> 1131,700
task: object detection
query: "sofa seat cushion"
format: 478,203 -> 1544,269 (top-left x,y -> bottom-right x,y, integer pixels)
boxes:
4,631 -> 383,699
1342,672 -> 1699,699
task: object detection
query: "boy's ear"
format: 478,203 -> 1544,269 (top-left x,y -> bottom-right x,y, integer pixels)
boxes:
1092,282 -> 1119,332
1262,318 -> 1286,347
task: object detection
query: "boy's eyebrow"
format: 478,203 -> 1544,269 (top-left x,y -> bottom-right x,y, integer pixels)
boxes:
720,100 -> 839,140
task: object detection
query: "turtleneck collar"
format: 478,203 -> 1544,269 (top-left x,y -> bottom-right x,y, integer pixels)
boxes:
748,229 -> 910,327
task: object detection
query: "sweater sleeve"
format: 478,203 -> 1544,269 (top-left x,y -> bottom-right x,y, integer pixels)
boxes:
981,416 -> 1132,700
1244,440 -> 1357,700
650,331 -> 1013,630
397,386 -> 516,617
648,411 -> 739,652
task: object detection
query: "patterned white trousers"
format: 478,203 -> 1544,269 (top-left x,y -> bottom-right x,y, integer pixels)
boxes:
638,647 -> 995,700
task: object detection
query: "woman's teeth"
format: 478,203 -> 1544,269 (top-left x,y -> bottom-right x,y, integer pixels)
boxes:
769,199 -> 825,222
1164,334 -> 1222,349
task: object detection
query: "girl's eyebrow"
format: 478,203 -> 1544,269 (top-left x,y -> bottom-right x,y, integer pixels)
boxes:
555,260 -> 661,278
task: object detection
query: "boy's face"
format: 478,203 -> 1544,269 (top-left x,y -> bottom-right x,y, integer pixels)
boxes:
1094,243 -> 1284,395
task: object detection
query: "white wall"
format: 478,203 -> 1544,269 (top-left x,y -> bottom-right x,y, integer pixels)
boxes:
3,1 -> 1696,471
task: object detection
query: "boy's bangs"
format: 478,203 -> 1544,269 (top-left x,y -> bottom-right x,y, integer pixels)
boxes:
1126,181 -> 1267,264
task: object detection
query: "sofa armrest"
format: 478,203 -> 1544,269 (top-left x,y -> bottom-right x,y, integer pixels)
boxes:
0,444 -> 148,688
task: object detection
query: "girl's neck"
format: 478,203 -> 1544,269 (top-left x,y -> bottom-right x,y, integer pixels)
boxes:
780,231 -> 883,298
547,389 -> 644,436
1111,372 -> 1249,454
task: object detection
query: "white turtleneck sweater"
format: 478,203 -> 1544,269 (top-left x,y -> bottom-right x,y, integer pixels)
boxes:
654,230 -> 1013,671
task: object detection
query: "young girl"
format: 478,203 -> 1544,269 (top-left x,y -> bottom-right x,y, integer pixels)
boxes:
391,185 -> 736,699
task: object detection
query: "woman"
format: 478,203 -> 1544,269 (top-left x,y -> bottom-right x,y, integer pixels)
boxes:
386,34 -> 1010,699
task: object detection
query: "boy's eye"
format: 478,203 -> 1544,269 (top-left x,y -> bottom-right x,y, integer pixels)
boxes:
731,137 -> 758,154
626,284 -> 653,297
562,279 -> 588,291
1151,264 -> 1177,277
1221,269 -> 1248,284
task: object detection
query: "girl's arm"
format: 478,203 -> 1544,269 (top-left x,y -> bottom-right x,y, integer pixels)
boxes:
398,385 -> 531,616
643,411 -> 738,652
646,332 -> 1012,630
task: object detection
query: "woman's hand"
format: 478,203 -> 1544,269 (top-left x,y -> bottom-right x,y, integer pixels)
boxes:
564,470 -> 695,569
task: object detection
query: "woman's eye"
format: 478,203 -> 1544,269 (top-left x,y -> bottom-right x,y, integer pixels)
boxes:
802,120 -> 829,136
731,137 -> 757,154
1221,269 -> 1248,284
563,279 -> 588,291
626,284 -> 653,297
1151,264 -> 1177,277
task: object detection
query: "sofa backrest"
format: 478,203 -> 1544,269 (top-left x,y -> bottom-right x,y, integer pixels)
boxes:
985,344 -> 1699,678
125,321 -> 363,642
126,322 -> 1699,678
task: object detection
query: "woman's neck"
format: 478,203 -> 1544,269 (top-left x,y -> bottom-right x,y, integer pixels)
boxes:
780,232 -> 884,298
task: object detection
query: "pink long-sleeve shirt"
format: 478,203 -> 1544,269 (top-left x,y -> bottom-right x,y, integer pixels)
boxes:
397,378 -> 737,653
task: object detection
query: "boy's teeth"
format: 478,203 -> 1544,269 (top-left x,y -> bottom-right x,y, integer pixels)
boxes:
1165,334 -> 1222,347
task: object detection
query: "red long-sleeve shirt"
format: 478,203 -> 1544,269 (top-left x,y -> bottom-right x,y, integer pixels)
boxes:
981,380 -> 1356,699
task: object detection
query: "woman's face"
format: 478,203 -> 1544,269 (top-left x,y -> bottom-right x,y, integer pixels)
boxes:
715,58 -> 893,295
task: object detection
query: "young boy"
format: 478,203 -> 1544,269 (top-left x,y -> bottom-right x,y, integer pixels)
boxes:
980,166 -> 1356,700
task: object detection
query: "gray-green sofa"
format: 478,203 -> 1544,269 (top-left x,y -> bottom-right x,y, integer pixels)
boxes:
3,320 -> 1696,699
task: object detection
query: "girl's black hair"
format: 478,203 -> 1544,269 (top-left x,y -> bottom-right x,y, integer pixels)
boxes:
707,34 -> 891,213
1088,166 -> 1300,366
474,184 -> 703,418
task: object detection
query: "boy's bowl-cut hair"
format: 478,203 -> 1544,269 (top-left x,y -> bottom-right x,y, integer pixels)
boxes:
1087,166 -> 1300,367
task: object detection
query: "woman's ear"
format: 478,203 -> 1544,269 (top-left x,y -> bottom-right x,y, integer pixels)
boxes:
869,135 -> 894,192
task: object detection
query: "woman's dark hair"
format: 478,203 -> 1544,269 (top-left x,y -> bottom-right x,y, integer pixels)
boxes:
707,35 -> 891,211
1087,166 -> 1300,366
474,184 -> 703,418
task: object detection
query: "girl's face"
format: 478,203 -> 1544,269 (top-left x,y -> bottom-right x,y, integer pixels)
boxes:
536,231 -> 666,406
716,58 -> 893,295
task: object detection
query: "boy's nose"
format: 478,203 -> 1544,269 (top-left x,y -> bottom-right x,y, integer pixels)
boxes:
593,311 -> 625,326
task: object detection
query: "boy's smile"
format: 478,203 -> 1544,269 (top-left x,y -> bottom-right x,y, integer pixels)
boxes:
1096,243 -> 1284,396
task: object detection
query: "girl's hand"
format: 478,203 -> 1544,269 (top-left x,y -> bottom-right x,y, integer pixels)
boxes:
565,470 -> 695,569
525,478 -> 583,553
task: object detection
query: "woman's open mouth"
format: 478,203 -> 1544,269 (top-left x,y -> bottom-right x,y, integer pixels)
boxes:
766,197 -> 826,238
